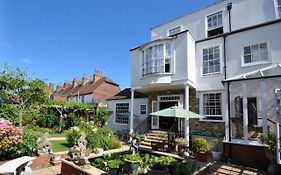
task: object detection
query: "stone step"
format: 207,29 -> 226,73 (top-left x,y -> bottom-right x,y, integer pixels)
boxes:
146,133 -> 168,137
145,135 -> 168,141
150,130 -> 168,135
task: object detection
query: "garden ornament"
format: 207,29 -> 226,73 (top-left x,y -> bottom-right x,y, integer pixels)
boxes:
128,132 -> 138,154
37,133 -> 53,156
67,132 -> 90,169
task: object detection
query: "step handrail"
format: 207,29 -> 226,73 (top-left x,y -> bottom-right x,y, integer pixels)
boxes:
134,117 -> 150,134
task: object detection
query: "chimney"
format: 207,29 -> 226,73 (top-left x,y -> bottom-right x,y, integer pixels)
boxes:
57,83 -> 63,91
82,74 -> 90,85
93,70 -> 104,82
63,82 -> 71,89
49,83 -> 54,93
72,78 -> 79,87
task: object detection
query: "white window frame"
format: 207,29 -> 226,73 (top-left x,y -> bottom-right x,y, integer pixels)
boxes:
274,0 -> 281,19
200,92 -> 223,122
241,41 -> 270,67
142,42 -> 173,76
207,11 -> 223,31
201,45 -> 222,76
140,104 -> 147,115
114,103 -> 129,125
168,26 -> 181,36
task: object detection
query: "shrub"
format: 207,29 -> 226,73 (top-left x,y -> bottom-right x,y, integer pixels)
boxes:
37,108 -> 59,128
19,128 -> 39,156
111,137 -> 122,149
66,126 -> 81,147
260,131 -> 276,152
0,118 -> 23,159
65,122 -> 118,150
192,137 -> 209,153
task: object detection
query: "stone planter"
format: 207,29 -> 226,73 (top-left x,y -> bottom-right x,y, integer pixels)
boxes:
122,160 -> 140,174
211,151 -> 222,161
147,164 -> 169,175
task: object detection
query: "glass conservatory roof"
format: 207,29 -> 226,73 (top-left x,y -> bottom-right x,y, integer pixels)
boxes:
224,64 -> 281,82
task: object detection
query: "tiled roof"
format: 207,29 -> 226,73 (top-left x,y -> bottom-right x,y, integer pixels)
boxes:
107,88 -> 148,100
53,77 -> 120,98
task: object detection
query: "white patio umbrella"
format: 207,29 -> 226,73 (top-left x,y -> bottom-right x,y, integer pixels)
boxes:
150,106 -> 205,149
150,106 -> 205,119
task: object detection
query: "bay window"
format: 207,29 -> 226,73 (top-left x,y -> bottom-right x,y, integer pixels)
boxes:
143,42 -> 172,76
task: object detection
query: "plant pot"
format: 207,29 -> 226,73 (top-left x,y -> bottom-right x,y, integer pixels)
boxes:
195,152 -> 208,162
108,168 -> 119,175
147,164 -> 169,175
94,148 -> 104,154
123,160 -> 140,174
178,146 -> 185,156
212,151 -> 222,161
265,151 -> 281,175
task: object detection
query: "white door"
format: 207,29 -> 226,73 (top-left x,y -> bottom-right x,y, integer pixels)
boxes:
151,101 -> 159,129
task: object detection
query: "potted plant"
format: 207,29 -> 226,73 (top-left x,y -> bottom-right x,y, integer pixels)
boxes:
147,156 -> 176,175
211,130 -> 224,161
192,137 -> 209,162
108,159 -> 123,175
260,131 -> 281,175
175,137 -> 186,156
123,153 -> 142,174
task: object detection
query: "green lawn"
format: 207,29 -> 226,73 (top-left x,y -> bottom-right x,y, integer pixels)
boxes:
51,140 -> 70,152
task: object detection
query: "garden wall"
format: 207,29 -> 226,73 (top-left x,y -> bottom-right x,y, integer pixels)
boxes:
223,142 -> 269,170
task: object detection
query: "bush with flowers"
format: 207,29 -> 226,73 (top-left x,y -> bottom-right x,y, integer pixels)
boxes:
66,121 -> 119,151
0,118 -> 38,160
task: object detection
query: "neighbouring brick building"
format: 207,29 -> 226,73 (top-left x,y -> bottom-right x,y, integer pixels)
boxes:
53,70 -> 120,106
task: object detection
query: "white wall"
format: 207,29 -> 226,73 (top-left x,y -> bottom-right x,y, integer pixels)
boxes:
226,22 -> 281,79
151,0 -> 277,41
107,98 -> 149,132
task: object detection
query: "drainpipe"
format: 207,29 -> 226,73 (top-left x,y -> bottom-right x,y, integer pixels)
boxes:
226,2 -> 232,163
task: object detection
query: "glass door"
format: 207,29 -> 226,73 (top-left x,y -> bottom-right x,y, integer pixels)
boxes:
151,101 -> 159,129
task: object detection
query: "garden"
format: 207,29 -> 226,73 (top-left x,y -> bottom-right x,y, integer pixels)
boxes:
0,63 -> 121,162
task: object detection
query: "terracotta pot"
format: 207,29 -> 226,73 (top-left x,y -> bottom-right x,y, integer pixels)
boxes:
195,152 -> 208,162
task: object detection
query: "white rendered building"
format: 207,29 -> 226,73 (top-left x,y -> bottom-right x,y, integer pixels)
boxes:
130,0 -> 281,169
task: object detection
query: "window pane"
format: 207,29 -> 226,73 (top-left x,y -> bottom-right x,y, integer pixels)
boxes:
260,52 -> 268,61
259,43 -> 267,52
244,46 -> 251,55
202,46 -> 220,75
244,55 -> 251,63
252,53 -> 260,62
251,44 -> 259,53
203,49 -> 208,56
165,43 -> 171,56
278,0 -> 281,5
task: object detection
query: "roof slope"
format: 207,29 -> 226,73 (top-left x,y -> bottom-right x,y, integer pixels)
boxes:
107,88 -> 148,100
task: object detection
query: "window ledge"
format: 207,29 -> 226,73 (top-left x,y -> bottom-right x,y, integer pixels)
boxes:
142,73 -> 173,79
223,139 -> 263,147
242,61 -> 271,67
199,119 -> 224,123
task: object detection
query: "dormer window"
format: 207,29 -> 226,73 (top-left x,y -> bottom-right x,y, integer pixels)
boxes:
275,0 -> 281,18
207,11 -> 223,37
142,42 -> 172,76
168,26 -> 181,36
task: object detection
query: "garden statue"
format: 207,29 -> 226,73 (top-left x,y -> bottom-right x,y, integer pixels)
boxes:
67,132 -> 90,169
128,132 -> 138,154
37,133 -> 53,156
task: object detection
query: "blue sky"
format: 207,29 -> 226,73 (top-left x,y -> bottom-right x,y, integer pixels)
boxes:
0,0 -> 216,89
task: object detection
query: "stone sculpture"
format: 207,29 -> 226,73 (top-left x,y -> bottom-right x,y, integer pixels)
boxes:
67,132 -> 90,169
37,133 -> 53,156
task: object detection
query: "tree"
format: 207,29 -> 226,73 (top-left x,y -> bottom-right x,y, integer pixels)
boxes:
0,63 -> 47,128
